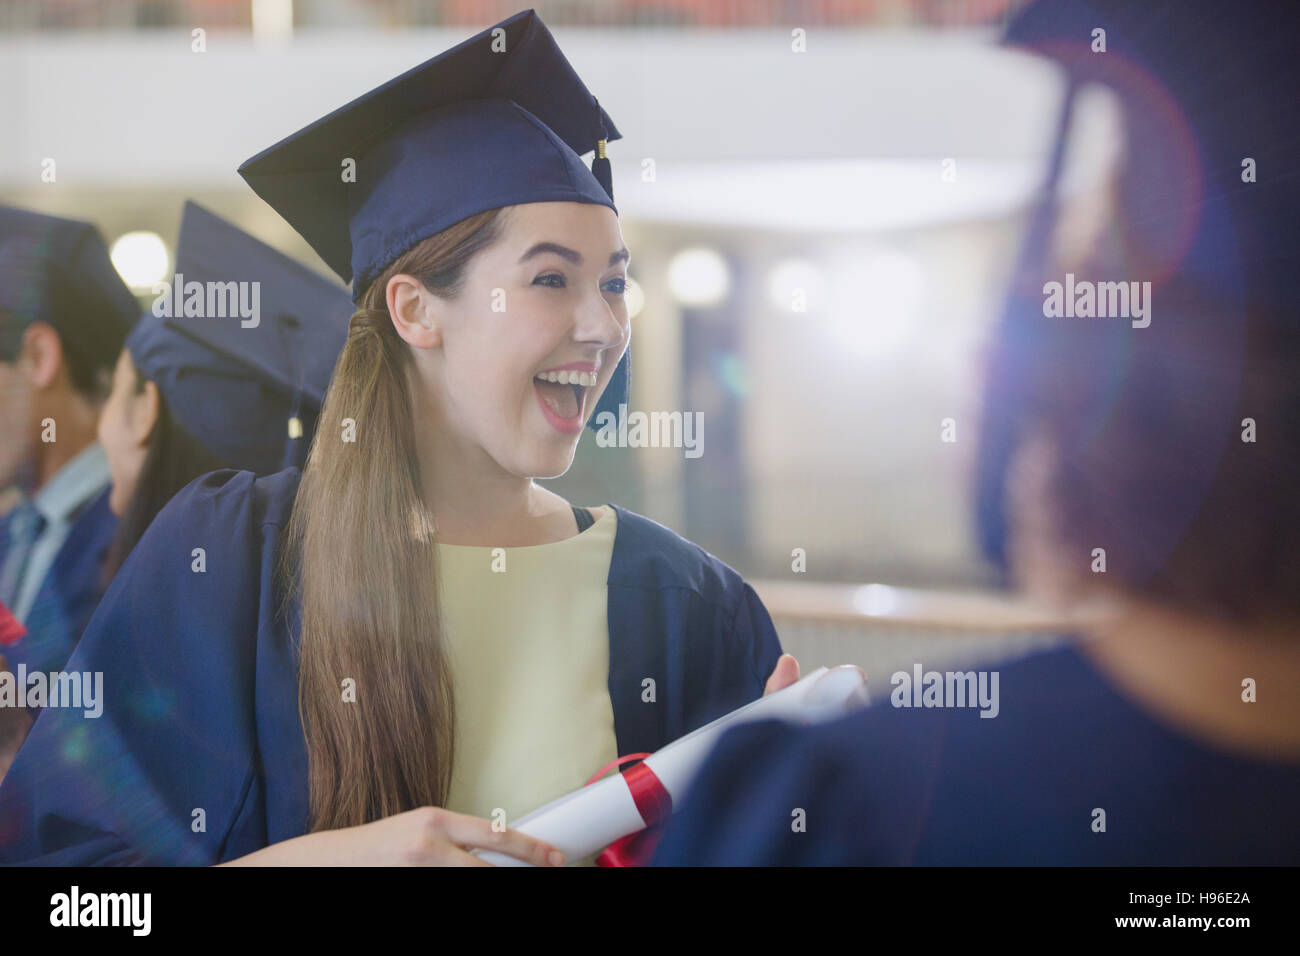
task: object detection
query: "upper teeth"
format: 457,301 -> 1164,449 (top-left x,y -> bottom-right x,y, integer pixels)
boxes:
536,370 -> 595,386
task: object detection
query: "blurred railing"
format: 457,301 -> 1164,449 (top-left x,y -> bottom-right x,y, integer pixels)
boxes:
1,0 -> 1031,32
749,579 -> 1088,701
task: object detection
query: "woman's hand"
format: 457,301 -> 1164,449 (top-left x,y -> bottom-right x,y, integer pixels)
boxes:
763,653 -> 800,696
219,806 -> 567,867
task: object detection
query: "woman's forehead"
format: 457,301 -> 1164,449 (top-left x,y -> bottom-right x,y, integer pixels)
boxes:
500,203 -> 628,262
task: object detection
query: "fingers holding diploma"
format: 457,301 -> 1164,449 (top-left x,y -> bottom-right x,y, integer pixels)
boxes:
763,654 -> 801,696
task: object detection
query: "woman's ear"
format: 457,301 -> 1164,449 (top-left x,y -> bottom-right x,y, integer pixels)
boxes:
130,379 -> 162,449
386,273 -> 443,350
21,322 -> 64,390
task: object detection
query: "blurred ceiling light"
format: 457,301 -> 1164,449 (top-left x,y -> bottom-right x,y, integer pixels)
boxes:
110,232 -> 169,291
766,258 -> 825,313
828,250 -> 925,359
253,0 -> 294,45
624,276 -> 645,318
853,583 -> 900,617
667,247 -> 730,307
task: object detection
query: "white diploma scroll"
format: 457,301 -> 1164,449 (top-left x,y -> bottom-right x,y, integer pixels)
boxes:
476,665 -> 869,866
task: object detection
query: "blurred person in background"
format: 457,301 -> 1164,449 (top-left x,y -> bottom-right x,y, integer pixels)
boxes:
97,201 -> 351,581
655,0 -> 1300,865
0,207 -> 137,696
0,201 -> 353,782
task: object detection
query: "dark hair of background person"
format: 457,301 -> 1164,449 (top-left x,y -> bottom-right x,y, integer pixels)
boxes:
104,364 -> 223,578
0,315 -> 118,404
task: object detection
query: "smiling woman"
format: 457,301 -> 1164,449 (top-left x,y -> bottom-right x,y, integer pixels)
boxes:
521,234 -> 632,434
0,9 -> 796,867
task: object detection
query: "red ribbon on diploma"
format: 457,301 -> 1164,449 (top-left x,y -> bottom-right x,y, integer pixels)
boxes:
0,601 -> 25,648
583,753 -> 673,867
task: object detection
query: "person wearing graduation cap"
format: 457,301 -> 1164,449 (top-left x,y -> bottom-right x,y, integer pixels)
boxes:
0,202 -> 352,783
96,201 -> 352,579
0,208 -> 137,681
653,0 -> 1300,866
0,9 -> 795,866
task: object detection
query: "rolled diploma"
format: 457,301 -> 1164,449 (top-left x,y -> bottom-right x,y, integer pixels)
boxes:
477,664 -> 868,865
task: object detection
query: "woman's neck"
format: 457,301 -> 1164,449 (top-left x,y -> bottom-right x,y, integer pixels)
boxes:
426,479 -> 577,547
413,434 -> 576,548
1077,598 -> 1300,762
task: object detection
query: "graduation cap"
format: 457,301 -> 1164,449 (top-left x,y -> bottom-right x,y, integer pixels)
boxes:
1001,0 -> 1299,294
0,205 -> 138,372
126,201 -> 354,475
237,8 -> 628,434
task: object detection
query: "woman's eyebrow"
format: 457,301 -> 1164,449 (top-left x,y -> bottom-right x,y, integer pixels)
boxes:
519,242 -> 631,267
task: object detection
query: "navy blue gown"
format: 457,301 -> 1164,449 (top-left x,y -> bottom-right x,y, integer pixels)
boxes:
654,643 -> 1300,865
0,468 -> 782,864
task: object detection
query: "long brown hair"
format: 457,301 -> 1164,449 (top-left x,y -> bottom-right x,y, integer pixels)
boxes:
284,207 -> 507,830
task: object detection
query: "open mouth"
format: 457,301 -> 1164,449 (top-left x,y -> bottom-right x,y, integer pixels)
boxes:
533,369 -> 595,423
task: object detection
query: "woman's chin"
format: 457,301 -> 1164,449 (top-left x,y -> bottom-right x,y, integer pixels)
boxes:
529,445 -> 579,481
107,486 -> 127,517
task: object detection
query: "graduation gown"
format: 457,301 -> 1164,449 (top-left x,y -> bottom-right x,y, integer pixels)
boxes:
0,486 -> 116,678
652,643 -> 1300,866
0,468 -> 782,865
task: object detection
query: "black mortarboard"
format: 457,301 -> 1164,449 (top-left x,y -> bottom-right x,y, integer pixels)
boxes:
0,205 -> 138,370
236,8 -> 628,433
126,201 -> 353,474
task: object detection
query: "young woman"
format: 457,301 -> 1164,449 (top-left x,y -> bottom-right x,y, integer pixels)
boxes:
0,11 -> 795,866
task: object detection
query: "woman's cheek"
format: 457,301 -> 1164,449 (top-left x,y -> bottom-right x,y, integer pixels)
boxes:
99,399 -> 138,515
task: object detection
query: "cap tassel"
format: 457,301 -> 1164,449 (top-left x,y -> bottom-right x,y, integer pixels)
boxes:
282,385 -> 305,470
592,139 -> 614,203
591,97 -> 614,202
276,312 -> 308,472
282,372 -> 306,470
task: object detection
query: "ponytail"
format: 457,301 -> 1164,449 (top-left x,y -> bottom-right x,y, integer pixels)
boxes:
285,207 -> 506,829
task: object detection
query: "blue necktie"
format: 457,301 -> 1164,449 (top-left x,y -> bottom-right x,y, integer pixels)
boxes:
0,501 -> 47,613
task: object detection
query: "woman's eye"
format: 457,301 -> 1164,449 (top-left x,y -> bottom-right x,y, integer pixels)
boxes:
533,273 -> 626,294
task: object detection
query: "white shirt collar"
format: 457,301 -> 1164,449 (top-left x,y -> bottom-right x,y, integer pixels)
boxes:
32,442 -> 111,526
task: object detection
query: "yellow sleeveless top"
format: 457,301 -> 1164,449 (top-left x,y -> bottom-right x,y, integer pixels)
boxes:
437,505 -> 620,859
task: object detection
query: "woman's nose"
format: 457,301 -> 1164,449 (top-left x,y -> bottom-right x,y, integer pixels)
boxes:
572,287 -> 628,349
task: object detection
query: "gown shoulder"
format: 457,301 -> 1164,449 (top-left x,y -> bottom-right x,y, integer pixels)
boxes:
0,467 -> 304,865
602,505 -> 785,753
171,466 -> 302,532
607,504 -> 762,618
